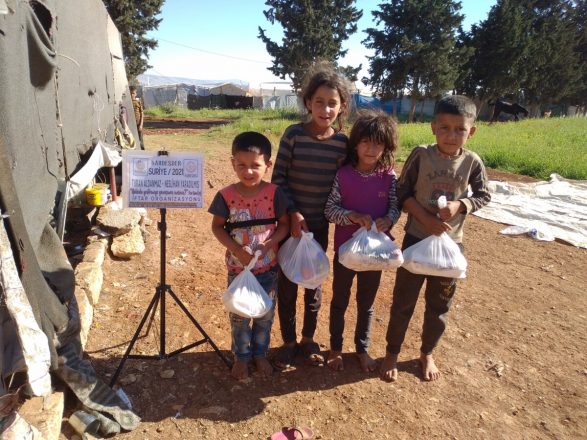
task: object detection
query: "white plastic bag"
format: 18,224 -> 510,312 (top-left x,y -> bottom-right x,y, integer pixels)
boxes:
222,252 -> 273,318
401,233 -> 467,278
500,224 -> 555,242
338,223 -> 404,271
278,231 -> 330,289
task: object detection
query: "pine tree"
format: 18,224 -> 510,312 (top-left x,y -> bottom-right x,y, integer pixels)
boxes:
520,0 -> 583,114
456,0 -> 534,116
103,0 -> 165,82
258,0 -> 362,91
363,0 -> 465,122
459,0 -> 584,114
571,0 -> 587,110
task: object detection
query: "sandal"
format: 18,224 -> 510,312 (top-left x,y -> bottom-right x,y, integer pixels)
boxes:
299,341 -> 324,366
270,426 -> 315,440
272,344 -> 298,370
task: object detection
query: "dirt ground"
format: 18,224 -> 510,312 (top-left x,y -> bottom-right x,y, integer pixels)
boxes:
80,120 -> 586,440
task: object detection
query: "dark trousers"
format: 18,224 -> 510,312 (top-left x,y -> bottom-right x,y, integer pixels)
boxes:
138,130 -> 145,150
277,226 -> 329,344
385,234 -> 462,355
330,255 -> 382,353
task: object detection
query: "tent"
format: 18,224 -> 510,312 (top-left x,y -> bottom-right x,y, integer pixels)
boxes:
138,74 -> 250,108
0,0 -> 139,434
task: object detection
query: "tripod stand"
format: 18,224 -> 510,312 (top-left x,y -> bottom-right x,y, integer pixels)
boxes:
110,208 -> 232,386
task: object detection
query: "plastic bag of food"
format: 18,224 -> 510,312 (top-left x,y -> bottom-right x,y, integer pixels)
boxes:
401,233 -> 467,278
338,223 -> 403,271
278,231 -> 330,289
223,251 -> 273,318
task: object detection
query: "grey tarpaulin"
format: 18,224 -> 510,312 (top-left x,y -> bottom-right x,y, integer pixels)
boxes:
0,0 -> 139,432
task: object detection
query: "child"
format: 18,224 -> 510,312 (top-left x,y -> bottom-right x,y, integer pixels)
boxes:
129,86 -> 144,150
324,110 -> 400,372
271,62 -> 353,369
209,132 -> 290,380
380,95 -> 491,382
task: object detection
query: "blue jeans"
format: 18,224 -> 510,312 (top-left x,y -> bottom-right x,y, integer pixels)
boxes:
227,267 -> 278,363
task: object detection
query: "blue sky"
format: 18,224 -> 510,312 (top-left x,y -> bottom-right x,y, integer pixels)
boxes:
145,0 -> 496,89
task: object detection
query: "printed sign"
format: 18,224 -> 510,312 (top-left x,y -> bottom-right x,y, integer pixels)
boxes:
122,150 -> 204,208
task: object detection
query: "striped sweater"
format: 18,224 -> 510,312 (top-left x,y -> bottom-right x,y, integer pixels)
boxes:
271,123 -> 348,230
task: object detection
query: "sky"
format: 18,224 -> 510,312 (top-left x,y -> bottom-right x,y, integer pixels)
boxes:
144,0 -> 496,90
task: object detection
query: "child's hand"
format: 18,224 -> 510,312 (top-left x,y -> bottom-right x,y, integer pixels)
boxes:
375,217 -> 392,232
290,212 -> 308,237
234,246 -> 253,266
348,212 -> 372,229
423,213 -> 452,236
438,201 -> 464,221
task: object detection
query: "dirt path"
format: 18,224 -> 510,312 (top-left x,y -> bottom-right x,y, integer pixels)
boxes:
83,122 -> 586,440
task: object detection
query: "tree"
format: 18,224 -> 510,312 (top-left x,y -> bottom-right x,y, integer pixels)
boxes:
458,0 -> 532,104
520,0 -> 583,115
571,0 -> 587,111
103,0 -> 165,82
258,0 -> 362,91
458,0 -> 584,116
363,0 -> 466,122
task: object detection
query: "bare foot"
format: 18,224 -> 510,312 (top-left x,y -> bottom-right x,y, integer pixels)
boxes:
231,360 -> 249,381
356,352 -> 377,372
420,353 -> 441,381
300,338 -> 324,366
254,357 -> 273,377
380,352 -> 398,382
327,351 -> 344,371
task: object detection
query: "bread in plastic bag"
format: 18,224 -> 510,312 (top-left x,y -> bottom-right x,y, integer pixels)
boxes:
401,232 -> 467,278
277,231 -> 330,289
222,251 -> 273,318
338,223 -> 404,271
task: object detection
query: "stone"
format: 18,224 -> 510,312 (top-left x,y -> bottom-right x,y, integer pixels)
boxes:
120,374 -> 137,385
82,239 -> 107,265
96,207 -> 141,236
160,369 -> 175,379
74,261 -> 103,306
18,392 -> 64,440
199,406 -> 228,416
74,286 -> 93,348
111,225 -> 145,258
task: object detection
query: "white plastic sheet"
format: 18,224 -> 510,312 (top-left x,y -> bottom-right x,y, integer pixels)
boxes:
0,220 -> 51,396
474,174 -> 587,248
65,141 -> 122,200
338,224 -> 403,271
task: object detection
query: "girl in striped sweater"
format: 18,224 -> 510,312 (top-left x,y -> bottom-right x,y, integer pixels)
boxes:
271,62 -> 353,369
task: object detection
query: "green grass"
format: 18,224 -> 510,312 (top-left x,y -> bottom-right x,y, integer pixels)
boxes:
144,106 -> 587,180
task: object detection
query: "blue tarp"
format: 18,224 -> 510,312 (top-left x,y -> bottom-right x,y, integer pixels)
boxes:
353,94 -> 402,114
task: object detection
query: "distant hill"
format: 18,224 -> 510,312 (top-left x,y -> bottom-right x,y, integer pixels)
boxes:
137,74 -> 249,88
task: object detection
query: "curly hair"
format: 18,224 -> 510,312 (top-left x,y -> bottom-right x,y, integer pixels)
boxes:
346,109 -> 399,171
300,61 -> 353,132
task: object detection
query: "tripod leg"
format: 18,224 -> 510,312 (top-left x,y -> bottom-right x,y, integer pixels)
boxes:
110,288 -> 162,386
167,287 -> 233,368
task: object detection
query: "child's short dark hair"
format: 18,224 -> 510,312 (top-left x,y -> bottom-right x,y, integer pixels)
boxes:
347,109 -> 399,170
301,61 -> 353,131
129,85 -> 137,93
232,131 -> 272,161
434,95 -> 477,121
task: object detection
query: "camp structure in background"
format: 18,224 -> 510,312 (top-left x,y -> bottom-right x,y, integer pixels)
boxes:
0,0 -> 140,435
138,74 -> 252,109
137,74 -> 447,117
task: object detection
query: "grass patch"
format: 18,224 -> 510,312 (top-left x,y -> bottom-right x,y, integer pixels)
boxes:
144,106 -> 587,180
